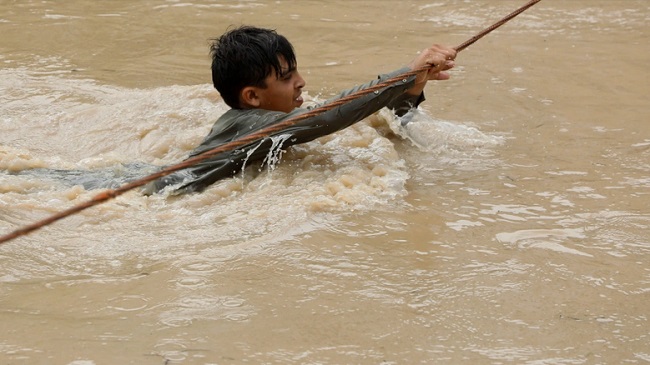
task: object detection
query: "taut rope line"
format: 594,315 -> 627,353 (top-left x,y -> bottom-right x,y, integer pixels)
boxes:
0,0 -> 541,245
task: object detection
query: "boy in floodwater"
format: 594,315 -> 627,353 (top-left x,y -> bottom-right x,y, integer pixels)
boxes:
148,25 -> 456,194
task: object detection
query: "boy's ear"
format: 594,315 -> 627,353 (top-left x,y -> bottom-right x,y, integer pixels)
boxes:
240,86 -> 261,108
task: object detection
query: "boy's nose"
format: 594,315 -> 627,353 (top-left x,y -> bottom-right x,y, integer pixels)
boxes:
296,73 -> 306,88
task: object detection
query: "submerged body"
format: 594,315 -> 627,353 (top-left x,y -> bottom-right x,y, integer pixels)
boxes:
148,67 -> 424,194
145,26 -> 454,194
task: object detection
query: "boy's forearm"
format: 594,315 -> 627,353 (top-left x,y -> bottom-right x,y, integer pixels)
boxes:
405,80 -> 427,98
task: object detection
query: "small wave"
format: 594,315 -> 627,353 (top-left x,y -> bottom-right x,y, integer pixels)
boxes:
383,108 -> 504,152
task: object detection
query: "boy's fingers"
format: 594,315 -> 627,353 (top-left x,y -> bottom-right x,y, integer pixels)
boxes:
435,72 -> 450,80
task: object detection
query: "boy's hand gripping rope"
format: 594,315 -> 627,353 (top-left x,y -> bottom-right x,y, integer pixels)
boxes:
0,0 -> 542,245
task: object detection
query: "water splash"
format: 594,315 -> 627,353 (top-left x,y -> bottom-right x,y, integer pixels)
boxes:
381,108 -> 504,153
239,138 -> 266,182
261,133 -> 293,173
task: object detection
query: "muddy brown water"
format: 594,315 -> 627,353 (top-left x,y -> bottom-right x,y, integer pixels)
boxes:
1,1 -> 649,364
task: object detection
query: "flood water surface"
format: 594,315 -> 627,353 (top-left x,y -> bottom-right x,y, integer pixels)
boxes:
1,0 -> 649,364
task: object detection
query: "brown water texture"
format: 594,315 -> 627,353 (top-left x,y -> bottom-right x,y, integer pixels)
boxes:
1,0 -> 649,364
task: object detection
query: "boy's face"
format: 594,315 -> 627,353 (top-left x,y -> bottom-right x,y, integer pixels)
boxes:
255,57 -> 305,113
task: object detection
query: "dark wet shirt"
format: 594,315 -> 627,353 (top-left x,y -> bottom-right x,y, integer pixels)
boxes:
147,67 -> 424,194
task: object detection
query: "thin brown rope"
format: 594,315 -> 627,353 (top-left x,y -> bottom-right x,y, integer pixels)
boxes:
0,0 -> 542,245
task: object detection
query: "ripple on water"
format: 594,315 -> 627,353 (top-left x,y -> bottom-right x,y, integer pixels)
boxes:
574,211 -> 650,257
496,228 -> 591,257
106,294 -> 149,312
152,339 -> 187,362
176,276 -> 208,289
159,316 -> 194,328
177,254 -> 238,275
158,295 -> 252,329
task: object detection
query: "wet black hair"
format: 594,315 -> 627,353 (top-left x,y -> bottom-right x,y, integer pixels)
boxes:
209,26 -> 297,109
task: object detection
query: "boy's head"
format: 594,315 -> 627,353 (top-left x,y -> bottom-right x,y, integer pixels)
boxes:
210,26 -> 305,112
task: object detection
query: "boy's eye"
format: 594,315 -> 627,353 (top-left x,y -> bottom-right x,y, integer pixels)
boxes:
280,72 -> 292,81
